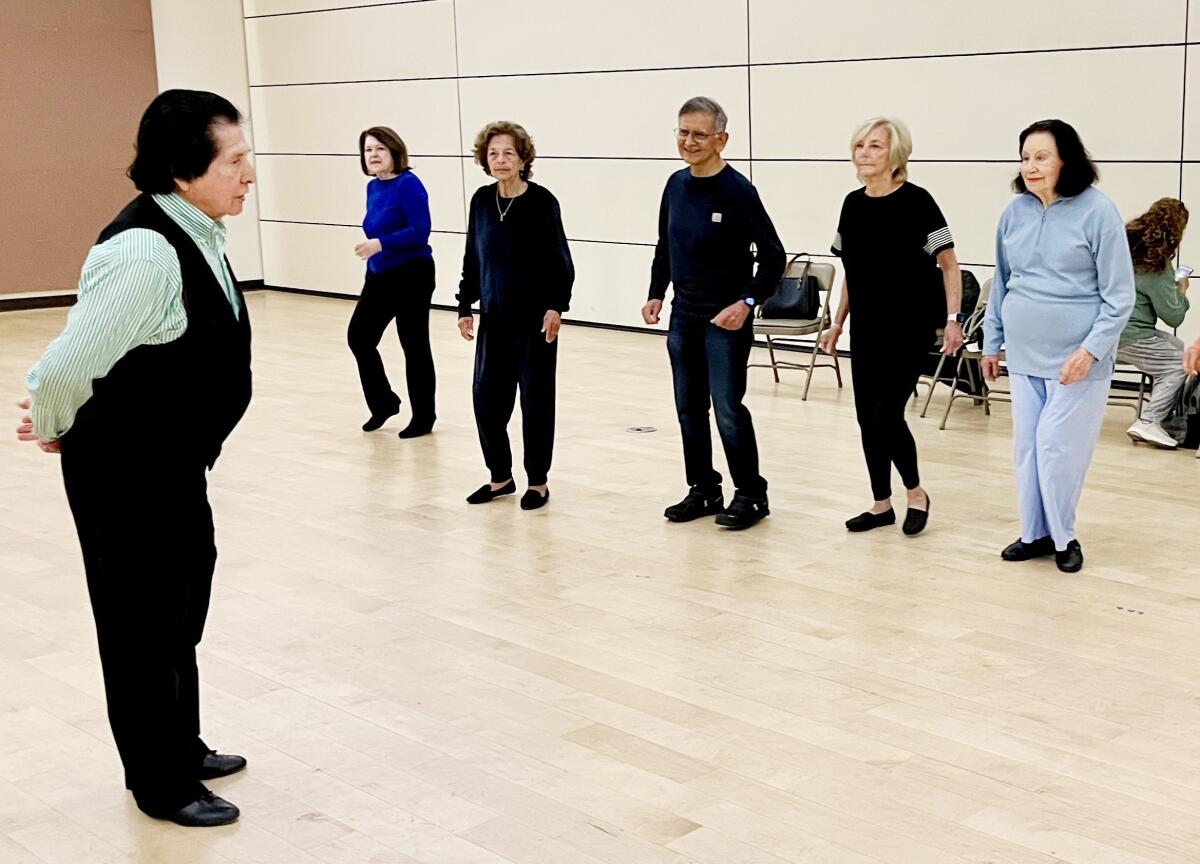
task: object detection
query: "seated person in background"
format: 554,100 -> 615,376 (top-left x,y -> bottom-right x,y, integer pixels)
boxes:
1119,197 -> 1190,449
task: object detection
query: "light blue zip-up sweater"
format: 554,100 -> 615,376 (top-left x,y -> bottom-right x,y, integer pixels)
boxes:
984,186 -> 1135,381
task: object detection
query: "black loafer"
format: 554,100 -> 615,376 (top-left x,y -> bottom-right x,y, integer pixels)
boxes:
398,418 -> 435,439
520,489 -> 550,510
362,405 -> 400,432
466,480 -> 516,504
165,792 -> 239,827
1000,536 -> 1055,561
1055,539 -> 1084,573
664,488 -> 724,523
845,509 -> 895,532
902,495 -> 929,536
198,751 -> 247,780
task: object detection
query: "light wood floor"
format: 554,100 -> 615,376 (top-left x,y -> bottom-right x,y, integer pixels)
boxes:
2,290 -> 1200,864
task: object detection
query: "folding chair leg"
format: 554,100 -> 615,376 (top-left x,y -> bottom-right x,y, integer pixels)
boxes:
833,351 -> 843,388
939,355 -> 965,430
920,354 -> 948,418
766,335 -> 780,384
802,338 -> 819,401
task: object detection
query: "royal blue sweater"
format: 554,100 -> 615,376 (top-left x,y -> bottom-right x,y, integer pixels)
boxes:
362,170 -> 433,274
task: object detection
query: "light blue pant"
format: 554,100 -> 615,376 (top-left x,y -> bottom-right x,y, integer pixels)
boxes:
1009,374 -> 1110,551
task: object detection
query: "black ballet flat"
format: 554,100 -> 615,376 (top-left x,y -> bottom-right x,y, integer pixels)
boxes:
902,494 -> 930,536
398,418 -> 435,439
845,509 -> 896,532
361,405 -> 400,432
466,480 -> 516,504
520,488 -> 550,511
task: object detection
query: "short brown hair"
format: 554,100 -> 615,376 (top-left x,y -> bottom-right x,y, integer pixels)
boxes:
358,126 -> 409,176
1127,198 -> 1189,274
472,121 -> 535,180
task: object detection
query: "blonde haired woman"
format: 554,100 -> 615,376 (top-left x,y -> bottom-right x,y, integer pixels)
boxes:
820,116 -> 964,535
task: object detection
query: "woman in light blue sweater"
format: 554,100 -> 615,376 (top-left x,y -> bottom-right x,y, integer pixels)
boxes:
982,119 -> 1134,574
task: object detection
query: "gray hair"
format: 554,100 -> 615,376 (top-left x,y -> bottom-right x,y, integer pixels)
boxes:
678,96 -> 727,133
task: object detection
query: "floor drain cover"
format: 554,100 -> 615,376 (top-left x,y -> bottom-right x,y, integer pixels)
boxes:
626,426 -> 657,433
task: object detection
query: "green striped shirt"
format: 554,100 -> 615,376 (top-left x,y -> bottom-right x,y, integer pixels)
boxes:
25,193 -> 242,440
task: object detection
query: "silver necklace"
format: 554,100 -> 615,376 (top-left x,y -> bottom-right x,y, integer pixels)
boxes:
496,186 -> 518,222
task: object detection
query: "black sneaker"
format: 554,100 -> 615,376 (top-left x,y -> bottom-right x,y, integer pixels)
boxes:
714,493 -> 769,530
664,487 -> 724,523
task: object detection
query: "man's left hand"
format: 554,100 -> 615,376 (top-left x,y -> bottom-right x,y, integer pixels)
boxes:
711,301 -> 750,331
542,310 -> 562,343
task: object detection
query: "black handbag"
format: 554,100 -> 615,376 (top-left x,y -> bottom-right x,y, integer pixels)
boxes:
760,254 -> 820,320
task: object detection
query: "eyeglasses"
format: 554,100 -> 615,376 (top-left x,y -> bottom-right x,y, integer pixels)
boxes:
675,128 -> 719,143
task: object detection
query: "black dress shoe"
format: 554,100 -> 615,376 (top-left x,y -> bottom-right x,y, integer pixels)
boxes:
362,405 -> 400,432
466,479 -> 516,504
520,488 -> 550,510
664,487 -> 724,523
1055,539 -> 1084,573
165,792 -> 239,827
198,751 -> 247,780
902,494 -> 929,536
845,509 -> 895,532
1000,536 -> 1055,561
714,493 -> 769,530
398,418 -> 435,439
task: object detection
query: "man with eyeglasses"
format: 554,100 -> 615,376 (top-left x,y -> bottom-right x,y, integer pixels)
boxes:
642,96 -> 785,530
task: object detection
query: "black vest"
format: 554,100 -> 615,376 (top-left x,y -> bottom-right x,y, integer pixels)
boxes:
62,195 -> 252,469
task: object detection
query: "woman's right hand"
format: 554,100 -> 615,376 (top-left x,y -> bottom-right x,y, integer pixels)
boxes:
981,355 -> 1001,381
457,316 -> 475,341
817,324 -> 841,355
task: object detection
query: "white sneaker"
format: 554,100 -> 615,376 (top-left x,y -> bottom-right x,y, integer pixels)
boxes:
1126,419 -> 1178,449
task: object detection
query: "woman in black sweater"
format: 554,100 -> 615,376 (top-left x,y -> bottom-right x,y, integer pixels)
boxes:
456,121 -> 574,510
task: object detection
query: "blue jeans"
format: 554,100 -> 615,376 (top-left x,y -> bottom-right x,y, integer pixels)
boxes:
666,314 -> 766,497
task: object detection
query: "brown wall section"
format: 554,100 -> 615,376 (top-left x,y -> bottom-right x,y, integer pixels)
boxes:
0,1 -> 157,295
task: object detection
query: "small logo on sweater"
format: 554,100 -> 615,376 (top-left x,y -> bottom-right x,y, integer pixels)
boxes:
711,212 -> 722,223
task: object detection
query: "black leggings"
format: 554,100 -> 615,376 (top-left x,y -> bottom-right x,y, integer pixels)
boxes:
850,335 -> 930,501
347,258 -> 436,423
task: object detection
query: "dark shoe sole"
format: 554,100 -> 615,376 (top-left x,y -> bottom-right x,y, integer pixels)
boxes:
664,506 -> 724,523
1000,537 -> 1056,561
467,481 -> 516,504
715,509 -> 769,530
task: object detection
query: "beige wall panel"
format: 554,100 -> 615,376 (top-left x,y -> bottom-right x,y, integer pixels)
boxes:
455,0 -> 746,76
565,241 -> 659,328
1182,45 -> 1200,161
245,0 -> 405,15
751,48 -> 1182,161
256,155 -> 465,232
1172,164 -> 1200,345
458,67 -> 751,159
245,0 -> 456,85
750,0 -> 1186,63
250,79 -> 461,155
261,221 -> 464,297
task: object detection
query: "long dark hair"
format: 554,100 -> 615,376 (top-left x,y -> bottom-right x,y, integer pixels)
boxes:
128,90 -> 242,194
1011,119 -> 1098,197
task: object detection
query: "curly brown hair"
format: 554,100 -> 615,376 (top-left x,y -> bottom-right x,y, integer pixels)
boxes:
1127,197 -> 1188,274
472,120 -> 535,180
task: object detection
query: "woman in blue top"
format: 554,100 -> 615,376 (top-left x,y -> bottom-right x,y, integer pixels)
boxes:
348,126 -> 436,437
983,119 -> 1134,573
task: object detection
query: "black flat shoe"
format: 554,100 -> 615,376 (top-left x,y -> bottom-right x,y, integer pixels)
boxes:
902,494 -> 929,536
398,419 -> 435,439
1055,539 -> 1084,573
362,405 -> 400,432
164,792 -> 239,827
520,489 -> 550,510
845,509 -> 895,532
466,480 -> 516,504
1000,536 -> 1055,561
198,751 -> 247,780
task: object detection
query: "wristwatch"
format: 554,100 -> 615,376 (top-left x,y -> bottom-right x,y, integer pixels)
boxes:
946,313 -> 966,325
743,297 -> 756,309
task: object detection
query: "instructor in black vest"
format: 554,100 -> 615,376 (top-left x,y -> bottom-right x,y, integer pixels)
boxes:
643,97 -> 786,530
17,90 -> 255,827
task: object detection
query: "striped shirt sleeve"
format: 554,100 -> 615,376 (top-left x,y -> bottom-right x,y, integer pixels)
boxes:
25,229 -> 185,440
918,188 -> 954,257
924,226 -> 954,256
